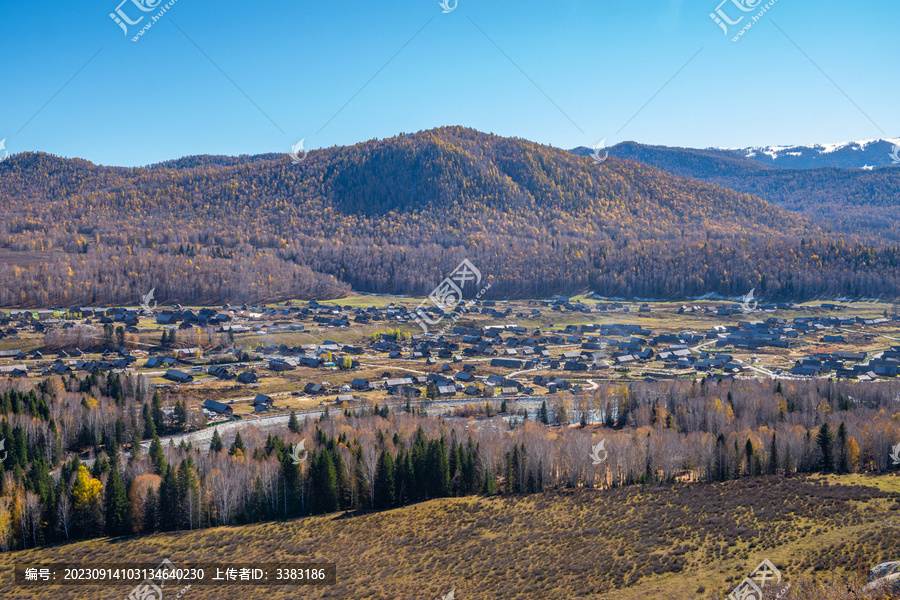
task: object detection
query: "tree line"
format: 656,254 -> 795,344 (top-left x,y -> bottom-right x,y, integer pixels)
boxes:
0,372 -> 899,551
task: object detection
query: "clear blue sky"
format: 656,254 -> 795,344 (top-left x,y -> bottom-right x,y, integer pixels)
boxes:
1,0 -> 897,166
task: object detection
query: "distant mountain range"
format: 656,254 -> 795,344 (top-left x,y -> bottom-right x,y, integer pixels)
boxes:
571,139 -> 900,241
2,127 -> 900,305
573,137 -> 900,171
721,138 -> 900,170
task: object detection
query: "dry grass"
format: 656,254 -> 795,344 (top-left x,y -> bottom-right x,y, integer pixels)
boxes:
0,475 -> 898,599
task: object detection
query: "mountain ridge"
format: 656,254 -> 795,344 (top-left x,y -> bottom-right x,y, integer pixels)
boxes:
1,126 -> 899,306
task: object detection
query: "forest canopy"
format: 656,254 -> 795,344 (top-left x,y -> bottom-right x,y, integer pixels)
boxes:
1,127 -> 899,307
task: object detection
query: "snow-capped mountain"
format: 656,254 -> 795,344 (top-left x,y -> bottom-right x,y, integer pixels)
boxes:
720,138 -> 900,169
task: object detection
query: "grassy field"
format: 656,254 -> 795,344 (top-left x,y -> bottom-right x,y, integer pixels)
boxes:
0,474 -> 898,600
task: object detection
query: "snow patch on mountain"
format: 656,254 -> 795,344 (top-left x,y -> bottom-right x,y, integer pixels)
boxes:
715,138 -> 900,169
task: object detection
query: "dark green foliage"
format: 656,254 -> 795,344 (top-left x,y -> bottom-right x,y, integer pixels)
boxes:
837,422 -> 850,474
309,451 -> 339,515
229,432 -> 246,456
151,393 -> 165,436
373,450 -> 396,509
768,432 -> 779,475
142,403 -> 156,439
210,428 -> 223,453
149,435 -> 166,475
817,422 -> 835,472
104,468 -> 130,536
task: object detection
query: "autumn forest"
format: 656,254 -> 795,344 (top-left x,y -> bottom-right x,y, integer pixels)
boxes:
2,127 -> 900,307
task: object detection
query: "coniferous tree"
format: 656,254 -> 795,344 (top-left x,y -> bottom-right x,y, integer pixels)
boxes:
149,435 -> 166,476
158,467 -> 180,531
373,450 -> 396,509
143,488 -> 159,533
177,459 -> 199,529
288,411 -> 300,434
836,422 -> 850,473
151,393 -> 165,435
210,428 -> 223,453
768,432 -> 779,475
310,451 -> 338,514
745,438 -> 754,476
539,401 -> 550,425
104,467 -> 130,536
331,450 -> 351,510
142,404 -> 156,439
817,422 -> 835,472
173,400 -> 187,432
229,432 -> 245,457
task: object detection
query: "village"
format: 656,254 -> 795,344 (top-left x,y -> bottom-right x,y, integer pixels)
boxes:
1,296 -> 899,426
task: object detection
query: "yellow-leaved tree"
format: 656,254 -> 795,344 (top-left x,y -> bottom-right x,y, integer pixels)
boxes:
71,466 -> 103,537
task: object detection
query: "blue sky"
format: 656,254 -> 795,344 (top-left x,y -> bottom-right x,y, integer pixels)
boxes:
1,0 -> 897,166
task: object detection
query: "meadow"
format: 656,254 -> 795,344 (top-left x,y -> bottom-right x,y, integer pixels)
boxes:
0,474 -> 898,600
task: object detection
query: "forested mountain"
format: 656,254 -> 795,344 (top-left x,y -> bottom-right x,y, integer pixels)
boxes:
573,141 -> 900,241
2,127 -> 900,307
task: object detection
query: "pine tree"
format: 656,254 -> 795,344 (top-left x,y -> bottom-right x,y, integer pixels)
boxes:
130,429 -> 142,462
210,428 -> 223,453
288,411 -> 300,434
104,467 -> 130,536
229,432 -> 245,457
151,393 -> 165,435
143,487 -> 159,533
768,432 -> 779,475
311,451 -> 339,514
434,437 -> 450,497
142,404 -> 156,439
539,401 -> 549,425
331,450 -> 351,510
158,467 -> 180,531
817,422 -> 835,472
173,400 -> 187,432
149,435 -> 166,475
373,450 -> 396,509
177,459 -> 199,529
836,422 -> 850,473
745,439 -> 754,476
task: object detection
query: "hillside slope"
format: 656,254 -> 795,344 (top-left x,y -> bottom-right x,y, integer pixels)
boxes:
0,475 -> 897,600
572,141 -> 900,241
2,127 -> 900,306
